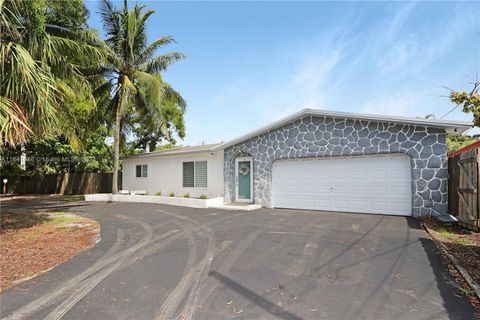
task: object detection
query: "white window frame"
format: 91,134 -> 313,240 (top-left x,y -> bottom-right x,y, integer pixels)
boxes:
182,161 -> 207,188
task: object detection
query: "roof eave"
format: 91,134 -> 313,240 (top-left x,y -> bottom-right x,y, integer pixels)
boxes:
121,148 -> 219,160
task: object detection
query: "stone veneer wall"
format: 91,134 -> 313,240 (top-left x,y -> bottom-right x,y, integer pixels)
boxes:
224,116 -> 448,217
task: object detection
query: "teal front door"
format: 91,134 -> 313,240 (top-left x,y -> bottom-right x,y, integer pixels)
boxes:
236,158 -> 252,202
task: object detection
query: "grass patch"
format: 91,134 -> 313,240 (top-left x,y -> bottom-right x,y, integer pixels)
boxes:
1,209 -> 50,232
1,210 -> 83,233
43,215 -> 82,226
52,195 -> 84,202
433,226 -> 476,246
437,228 -> 454,237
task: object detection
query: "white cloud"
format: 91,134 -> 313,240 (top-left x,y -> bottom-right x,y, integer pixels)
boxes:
360,91 -> 423,117
377,39 -> 418,73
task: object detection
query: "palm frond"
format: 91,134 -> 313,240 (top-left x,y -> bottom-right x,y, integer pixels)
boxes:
99,0 -> 122,53
138,52 -> 185,73
135,36 -> 176,64
117,75 -> 137,116
1,41 -> 59,144
134,71 -> 165,115
0,96 -> 31,146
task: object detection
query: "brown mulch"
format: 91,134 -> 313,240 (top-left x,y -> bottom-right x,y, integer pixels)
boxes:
422,218 -> 480,313
0,209 -> 99,291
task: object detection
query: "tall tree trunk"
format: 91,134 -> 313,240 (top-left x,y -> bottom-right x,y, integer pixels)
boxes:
112,111 -> 121,194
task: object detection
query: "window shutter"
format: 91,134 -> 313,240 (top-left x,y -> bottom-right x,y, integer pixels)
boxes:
195,161 -> 207,187
136,165 -> 141,177
183,162 -> 194,187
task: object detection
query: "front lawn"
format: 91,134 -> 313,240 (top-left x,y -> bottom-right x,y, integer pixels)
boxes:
0,208 -> 99,291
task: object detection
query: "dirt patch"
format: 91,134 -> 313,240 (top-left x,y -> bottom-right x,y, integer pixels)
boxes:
422,218 -> 480,313
0,209 -> 99,291
1,194 -> 84,203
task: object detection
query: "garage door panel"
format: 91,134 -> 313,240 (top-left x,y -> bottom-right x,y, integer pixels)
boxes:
351,186 -> 369,195
370,201 -> 390,211
301,200 -> 316,209
371,186 -> 387,195
301,186 -> 316,193
332,199 -> 349,210
350,171 -> 369,180
272,154 -> 412,216
317,179 -> 332,186
391,170 -> 409,179
287,186 -> 299,193
351,200 -> 369,210
370,171 -> 388,179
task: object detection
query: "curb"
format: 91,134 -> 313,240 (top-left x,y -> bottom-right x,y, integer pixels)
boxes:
421,222 -> 480,299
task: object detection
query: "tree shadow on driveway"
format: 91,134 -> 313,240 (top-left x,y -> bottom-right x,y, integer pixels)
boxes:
209,270 -> 304,320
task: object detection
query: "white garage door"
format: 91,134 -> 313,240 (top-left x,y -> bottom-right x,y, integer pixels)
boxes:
272,154 -> 412,216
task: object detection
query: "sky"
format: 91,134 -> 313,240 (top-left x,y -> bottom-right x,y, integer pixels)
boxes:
85,1 -> 480,146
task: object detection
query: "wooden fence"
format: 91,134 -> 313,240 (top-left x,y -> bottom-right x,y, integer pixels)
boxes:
448,148 -> 480,231
1,173 -> 121,195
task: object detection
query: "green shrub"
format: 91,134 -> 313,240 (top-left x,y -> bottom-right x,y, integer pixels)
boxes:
183,193 -> 190,198
169,192 -> 175,197
199,194 -> 207,200
155,191 -> 162,196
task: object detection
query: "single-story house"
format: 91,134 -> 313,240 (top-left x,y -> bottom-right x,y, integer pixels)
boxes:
122,109 -> 471,217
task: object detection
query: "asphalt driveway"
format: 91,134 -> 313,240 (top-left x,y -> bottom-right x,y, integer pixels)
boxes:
0,199 -> 476,319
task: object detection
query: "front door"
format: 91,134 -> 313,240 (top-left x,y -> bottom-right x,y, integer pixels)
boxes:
235,157 -> 253,203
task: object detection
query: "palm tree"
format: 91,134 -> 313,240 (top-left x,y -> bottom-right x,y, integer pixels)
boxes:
0,0 -> 105,146
98,0 -> 186,193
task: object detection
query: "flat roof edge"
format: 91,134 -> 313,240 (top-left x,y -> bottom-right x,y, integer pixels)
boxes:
121,148 -> 220,160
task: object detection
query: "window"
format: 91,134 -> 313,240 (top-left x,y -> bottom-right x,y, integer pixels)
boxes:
136,165 -> 148,178
195,161 -> 207,187
183,162 -> 194,187
183,161 -> 207,187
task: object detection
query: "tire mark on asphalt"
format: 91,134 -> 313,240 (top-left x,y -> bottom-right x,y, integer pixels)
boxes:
285,221 -> 325,278
44,229 -> 179,320
151,221 -> 198,319
286,241 -> 318,277
124,213 -> 245,269
154,209 -> 216,320
5,211 -> 246,320
182,228 -> 266,320
242,232 -> 296,272
3,215 -> 159,320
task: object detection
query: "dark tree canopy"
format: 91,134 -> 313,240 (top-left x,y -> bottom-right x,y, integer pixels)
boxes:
46,0 -> 89,29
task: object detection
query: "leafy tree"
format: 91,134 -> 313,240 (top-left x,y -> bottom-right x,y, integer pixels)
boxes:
45,0 -> 89,29
0,130 -> 113,175
98,0 -> 186,193
450,79 -> 480,127
446,133 -> 478,154
129,99 -> 186,151
0,0 -> 105,146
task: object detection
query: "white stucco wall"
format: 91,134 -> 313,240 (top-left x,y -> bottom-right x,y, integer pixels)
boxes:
122,150 -> 224,198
